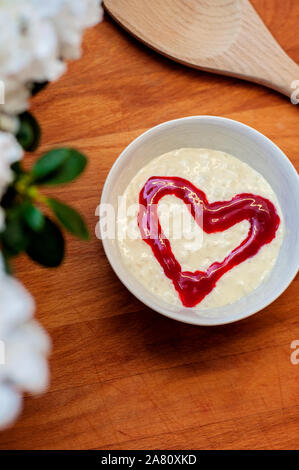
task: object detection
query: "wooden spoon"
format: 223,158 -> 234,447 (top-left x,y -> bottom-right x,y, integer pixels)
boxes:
104,0 -> 299,99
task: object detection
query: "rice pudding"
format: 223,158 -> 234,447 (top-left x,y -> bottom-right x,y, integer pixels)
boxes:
117,148 -> 283,309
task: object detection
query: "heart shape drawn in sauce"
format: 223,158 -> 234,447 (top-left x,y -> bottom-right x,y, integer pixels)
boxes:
138,176 -> 280,307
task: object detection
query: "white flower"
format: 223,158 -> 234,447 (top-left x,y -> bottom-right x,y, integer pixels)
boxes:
0,132 -> 23,232
0,132 -> 23,197
0,260 -> 51,430
50,0 -> 104,60
0,0 -> 103,121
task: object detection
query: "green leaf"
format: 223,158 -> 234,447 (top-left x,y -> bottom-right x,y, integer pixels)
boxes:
48,198 -> 90,240
26,217 -> 65,267
16,112 -> 41,152
22,203 -> 45,232
1,209 -> 28,256
32,148 -> 69,181
31,148 -> 87,185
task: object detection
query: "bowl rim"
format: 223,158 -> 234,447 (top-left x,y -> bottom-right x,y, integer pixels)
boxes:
100,115 -> 299,326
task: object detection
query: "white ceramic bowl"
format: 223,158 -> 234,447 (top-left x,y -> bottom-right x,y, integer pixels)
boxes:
101,116 -> 299,325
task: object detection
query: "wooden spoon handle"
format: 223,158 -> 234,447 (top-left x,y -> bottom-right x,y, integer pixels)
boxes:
256,48 -> 299,99
234,2 -> 299,100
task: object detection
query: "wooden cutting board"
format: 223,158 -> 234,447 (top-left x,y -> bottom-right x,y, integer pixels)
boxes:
0,0 -> 298,450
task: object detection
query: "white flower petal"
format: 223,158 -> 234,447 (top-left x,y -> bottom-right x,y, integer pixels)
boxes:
7,347 -> 50,395
0,276 -> 35,338
0,207 -> 4,232
10,320 -> 52,356
0,384 -> 22,430
0,132 -> 23,201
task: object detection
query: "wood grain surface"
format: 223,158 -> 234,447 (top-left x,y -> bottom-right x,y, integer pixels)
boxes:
0,0 -> 298,450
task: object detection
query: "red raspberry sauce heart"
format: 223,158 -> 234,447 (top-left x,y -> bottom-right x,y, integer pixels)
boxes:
138,176 -> 280,307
